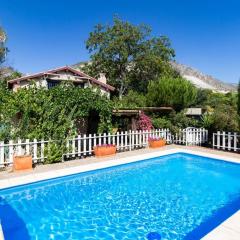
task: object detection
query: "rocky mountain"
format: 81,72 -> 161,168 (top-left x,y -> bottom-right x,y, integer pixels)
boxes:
73,61 -> 237,92
171,62 -> 237,92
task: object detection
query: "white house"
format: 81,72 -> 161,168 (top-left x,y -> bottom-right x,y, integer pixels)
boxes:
7,66 -> 115,97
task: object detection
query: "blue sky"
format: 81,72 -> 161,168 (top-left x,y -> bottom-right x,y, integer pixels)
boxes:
0,0 -> 239,83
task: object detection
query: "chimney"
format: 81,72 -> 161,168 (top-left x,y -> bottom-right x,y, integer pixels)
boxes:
98,73 -> 107,84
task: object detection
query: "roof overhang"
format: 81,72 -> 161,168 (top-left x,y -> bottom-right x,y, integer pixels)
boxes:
8,66 -> 115,91
113,107 -> 173,116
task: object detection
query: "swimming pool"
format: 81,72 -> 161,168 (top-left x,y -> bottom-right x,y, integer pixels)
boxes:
0,152 -> 240,240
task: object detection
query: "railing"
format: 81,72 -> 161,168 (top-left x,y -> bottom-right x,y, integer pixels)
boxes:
0,129 -> 171,166
213,131 -> 240,152
173,127 -> 208,146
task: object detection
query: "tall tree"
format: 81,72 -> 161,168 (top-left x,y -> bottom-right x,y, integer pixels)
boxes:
238,79 -> 240,116
0,27 -> 8,65
85,17 -> 176,98
147,76 -> 197,111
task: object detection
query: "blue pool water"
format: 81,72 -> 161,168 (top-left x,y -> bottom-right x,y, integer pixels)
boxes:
0,153 -> 240,240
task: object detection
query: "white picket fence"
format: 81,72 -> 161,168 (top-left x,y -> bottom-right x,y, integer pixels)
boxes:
174,127 -> 208,146
0,128 -> 210,166
0,129 -> 171,166
213,131 -> 240,152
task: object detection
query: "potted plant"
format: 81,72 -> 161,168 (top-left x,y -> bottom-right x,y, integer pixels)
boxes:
148,137 -> 166,148
13,155 -> 33,171
93,144 -> 117,157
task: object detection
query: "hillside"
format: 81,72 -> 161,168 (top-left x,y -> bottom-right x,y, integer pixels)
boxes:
73,61 -> 237,92
171,62 -> 236,92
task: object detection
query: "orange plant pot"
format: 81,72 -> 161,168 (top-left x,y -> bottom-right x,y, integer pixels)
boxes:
149,139 -> 166,148
93,146 -> 117,157
13,155 -> 32,171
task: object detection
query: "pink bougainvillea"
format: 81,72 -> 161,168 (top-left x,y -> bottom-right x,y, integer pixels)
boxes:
136,112 -> 153,131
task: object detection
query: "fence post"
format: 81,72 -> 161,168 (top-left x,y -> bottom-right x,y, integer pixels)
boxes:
41,139 -> 44,162
124,131 -> 128,150
26,139 -> 30,155
222,131 -> 226,150
83,134 -> 86,156
233,132 -> 237,152
78,135 -> 81,157
66,139 -> 70,158
227,132 -> 231,151
99,133 -> 102,146
108,132 -> 111,144
217,131 -> 220,149
9,140 -> 14,164
112,132 -> 116,146
213,133 -> 215,149
139,130 -> 142,147
93,134 -> 97,148
120,131 -> 124,150
103,133 -> 106,145
116,132 -> 119,150
0,141 -> 4,165
33,138 -> 37,162
72,137 -> 76,157
89,134 -> 92,155
17,139 -> 22,155
132,130 -> 135,150
135,130 -> 139,148
199,129 -> 202,145
129,130 -> 132,151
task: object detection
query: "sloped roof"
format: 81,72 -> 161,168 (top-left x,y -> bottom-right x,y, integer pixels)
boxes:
8,66 -> 115,91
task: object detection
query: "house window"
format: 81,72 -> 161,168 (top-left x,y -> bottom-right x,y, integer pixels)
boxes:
47,80 -> 60,89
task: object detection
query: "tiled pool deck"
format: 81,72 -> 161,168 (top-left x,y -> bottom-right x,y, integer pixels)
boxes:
0,145 -> 239,239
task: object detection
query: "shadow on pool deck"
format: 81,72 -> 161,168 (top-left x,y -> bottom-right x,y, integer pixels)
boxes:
184,195 -> 240,239
0,197 -> 30,240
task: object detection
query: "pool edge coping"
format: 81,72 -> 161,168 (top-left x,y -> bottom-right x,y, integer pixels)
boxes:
0,147 -> 240,239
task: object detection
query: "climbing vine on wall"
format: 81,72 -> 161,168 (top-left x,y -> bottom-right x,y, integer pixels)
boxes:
0,83 -> 113,141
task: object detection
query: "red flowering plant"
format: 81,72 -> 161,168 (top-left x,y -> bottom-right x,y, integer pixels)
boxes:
136,112 -> 153,131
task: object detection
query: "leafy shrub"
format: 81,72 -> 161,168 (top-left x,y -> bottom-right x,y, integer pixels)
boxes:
151,111 -> 200,134
152,117 -> 172,129
44,141 -> 66,164
210,105 -> 239,132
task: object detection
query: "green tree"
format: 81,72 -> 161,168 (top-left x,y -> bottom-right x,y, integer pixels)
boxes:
85,17 -> 175,98
194,89 -> 212,107
238,79 -> 240,116
113,90 -> 146,108
210,104 -> 239,132
0,26 -> 8,65
147,76 -> 197,111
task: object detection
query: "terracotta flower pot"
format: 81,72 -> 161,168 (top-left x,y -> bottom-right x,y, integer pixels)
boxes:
149,139 -> 166,148
93,145 -> 117,157
13,155 -> 32,171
